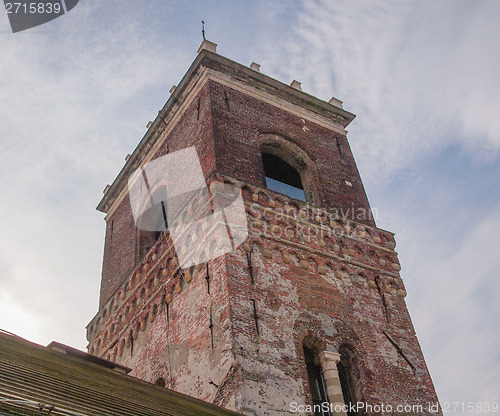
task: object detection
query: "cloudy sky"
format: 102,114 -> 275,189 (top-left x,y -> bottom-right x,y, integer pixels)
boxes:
1,0 -> 499,413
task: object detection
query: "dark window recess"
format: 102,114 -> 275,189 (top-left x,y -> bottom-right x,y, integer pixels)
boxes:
110,220 -> 114,245
262,153 -> 306,202
335,137 -> 343,158
303,346 -> 331,416
338,350 -> 358,415
138,199 -> 169,258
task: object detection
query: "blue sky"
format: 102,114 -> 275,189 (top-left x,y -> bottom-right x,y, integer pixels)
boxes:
0,0 -> 499,413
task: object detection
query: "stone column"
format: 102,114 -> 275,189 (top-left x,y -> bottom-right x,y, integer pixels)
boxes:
316,351 -> 346,416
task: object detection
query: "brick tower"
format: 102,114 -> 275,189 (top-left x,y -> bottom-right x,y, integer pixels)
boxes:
87,40 -> 440,415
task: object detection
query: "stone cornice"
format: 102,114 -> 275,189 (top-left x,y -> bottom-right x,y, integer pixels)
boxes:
97,49 -> 356,216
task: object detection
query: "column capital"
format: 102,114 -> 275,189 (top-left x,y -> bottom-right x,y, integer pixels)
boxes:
315,351 -> 341,368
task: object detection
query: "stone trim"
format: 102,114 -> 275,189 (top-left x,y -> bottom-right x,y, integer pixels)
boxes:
316,351 -> 346,416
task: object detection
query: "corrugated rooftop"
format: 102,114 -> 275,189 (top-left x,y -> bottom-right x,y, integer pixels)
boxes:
0,330 -> 243,416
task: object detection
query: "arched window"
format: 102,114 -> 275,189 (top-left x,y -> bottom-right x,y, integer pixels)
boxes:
137,186 -> 169,259
303,345 -> 331,416
337,347 -> 359,415
262,152 -> 306,202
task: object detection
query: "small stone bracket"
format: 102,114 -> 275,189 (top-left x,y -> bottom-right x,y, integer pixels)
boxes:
250,62 -> 261,72
290,80 -> 302,91
197,39 -> 217,54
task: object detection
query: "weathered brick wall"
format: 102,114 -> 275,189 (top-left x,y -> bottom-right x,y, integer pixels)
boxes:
221,185 -> 439,415
99,82 -> 217,308
88,184 -> 439,415
89,75 -> 440,415
88,229 -> 236,405
99,77 -> 372,309
209,80 -> 374,227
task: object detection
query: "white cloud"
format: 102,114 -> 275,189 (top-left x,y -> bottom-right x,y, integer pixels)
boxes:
262,0 -> 500,179
400,205 -> 500,407
0,299 -> 41,342
0,1 -> 189,348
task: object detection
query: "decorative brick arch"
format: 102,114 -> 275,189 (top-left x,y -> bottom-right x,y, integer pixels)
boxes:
292,312 -> 372,405
257,133 -> 320,204
329,317 -> 373,405
293,312 -> 367,355
329,317 -> 365,353
292,311 -> 332,404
